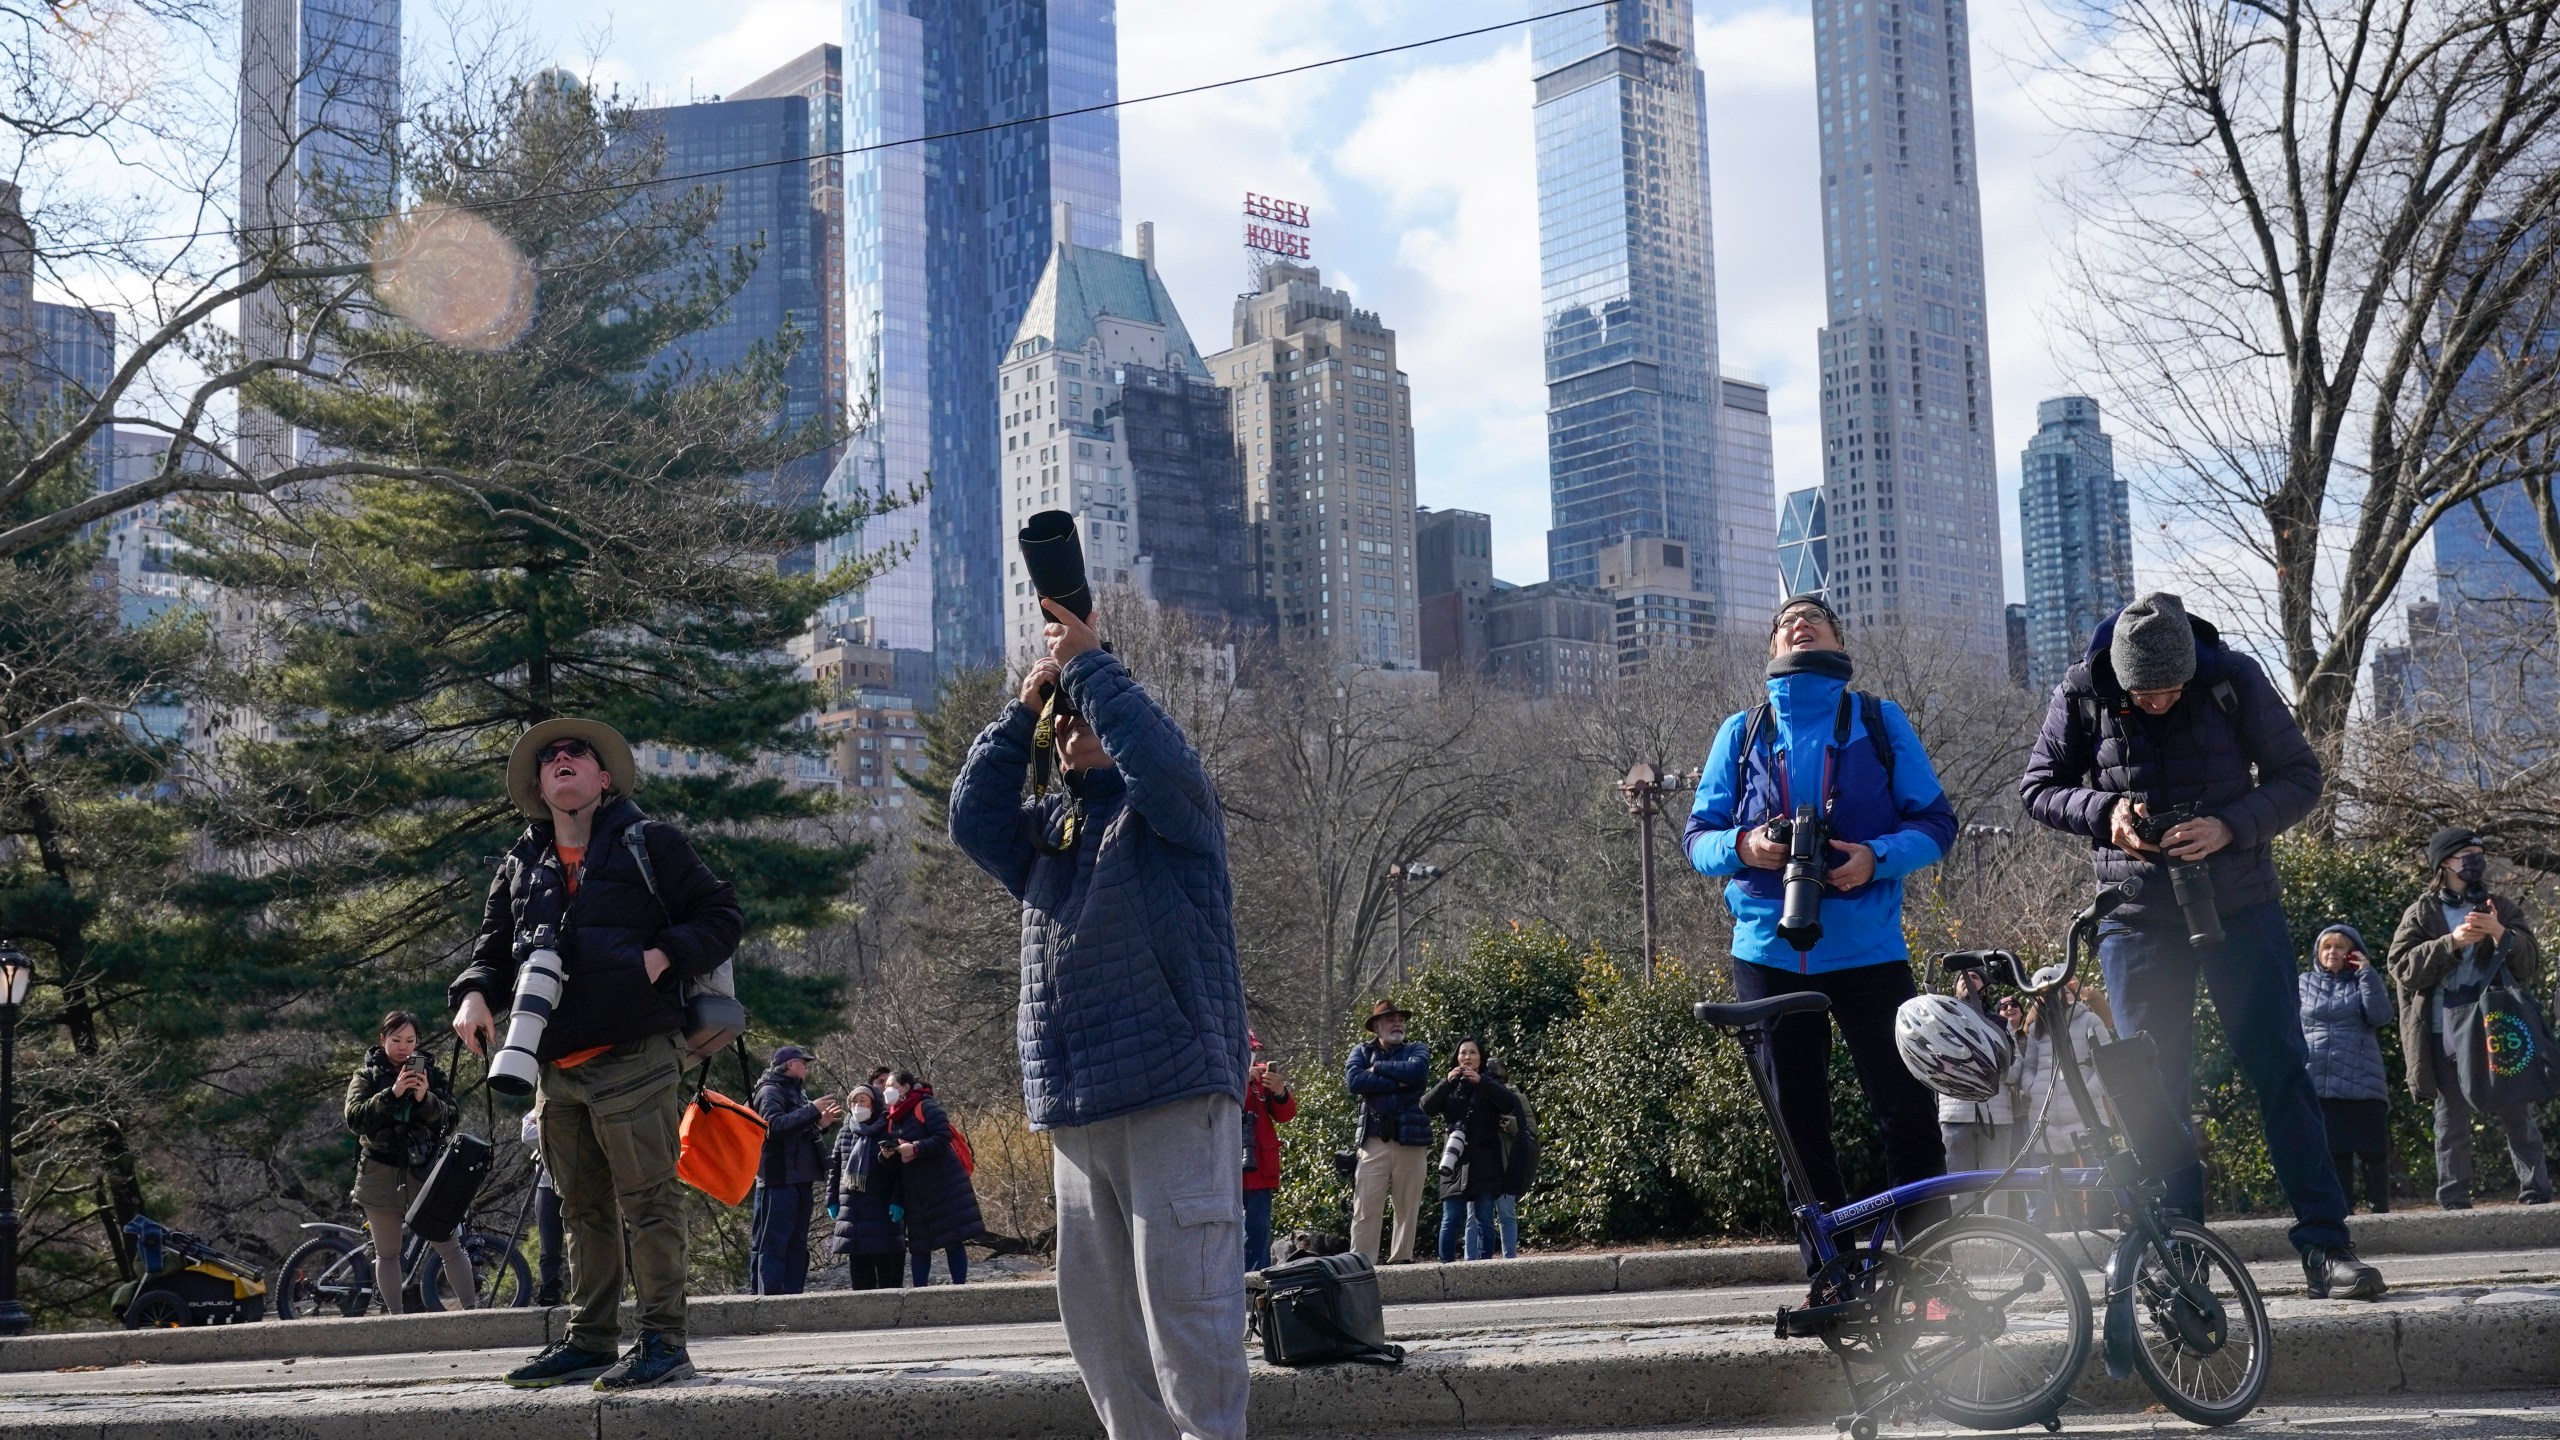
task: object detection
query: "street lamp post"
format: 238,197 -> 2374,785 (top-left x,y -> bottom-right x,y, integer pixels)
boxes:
1616,765 -> 1698,984
0,941 -> 33,1337
1386,861 -> 1443,983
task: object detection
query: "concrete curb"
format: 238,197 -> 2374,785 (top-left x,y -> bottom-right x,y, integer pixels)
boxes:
8,1203 -> 2548,1374
4,1294 -> 2555,1438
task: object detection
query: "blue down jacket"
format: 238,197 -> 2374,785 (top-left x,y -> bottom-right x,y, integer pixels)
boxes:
1685,668 -> 1957,972
949,649 -> 1250,1131
825,1114 -> 903,1259
2298,964 -> 2392,1102
2019,608 -> 2322,927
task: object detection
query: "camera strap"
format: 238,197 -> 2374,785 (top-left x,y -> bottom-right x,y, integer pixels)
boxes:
1762,689 -> 1859,820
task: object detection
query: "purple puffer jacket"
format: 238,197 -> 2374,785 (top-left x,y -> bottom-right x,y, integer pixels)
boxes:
2019,608 -> 2322,927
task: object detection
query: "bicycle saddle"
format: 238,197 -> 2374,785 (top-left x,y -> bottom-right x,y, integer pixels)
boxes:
1693,992 -> 1831,1029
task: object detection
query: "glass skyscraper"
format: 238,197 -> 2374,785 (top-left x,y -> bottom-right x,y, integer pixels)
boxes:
1777,486 -> 1829,598
1810,0 -> 2005,659
833,0 -> 1121,664
238,0 -> 402,471
1533,0 -> 1762,629
2017,396 -> 2129,692
631,88 -> 834,519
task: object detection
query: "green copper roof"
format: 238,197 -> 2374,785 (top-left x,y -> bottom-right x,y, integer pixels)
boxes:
1012,241 -> 1204,372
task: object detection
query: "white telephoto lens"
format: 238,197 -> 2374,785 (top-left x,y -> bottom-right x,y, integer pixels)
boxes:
488,944 -> 567,1097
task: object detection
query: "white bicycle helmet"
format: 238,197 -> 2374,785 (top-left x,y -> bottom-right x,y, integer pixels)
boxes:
1895,993 -> 2013,1102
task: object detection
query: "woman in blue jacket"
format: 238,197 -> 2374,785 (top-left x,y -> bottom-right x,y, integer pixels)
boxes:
2300,924 -> 2395,1213
1685,595 -> 1959,1209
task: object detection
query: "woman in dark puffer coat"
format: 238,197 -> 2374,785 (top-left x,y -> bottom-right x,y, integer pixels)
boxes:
1420,1039 -> 1525,1262
2300,923 -> 2395,1213
881,1073 -> 982,1286
826,1083 -> 905,1289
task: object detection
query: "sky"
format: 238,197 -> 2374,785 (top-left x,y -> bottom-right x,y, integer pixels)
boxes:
492,0 -> 2107,603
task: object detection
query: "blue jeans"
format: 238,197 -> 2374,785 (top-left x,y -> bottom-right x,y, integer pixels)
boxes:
750,1180 -> 811,1295
1437,1195 -> 1498,1261
1484,1193 -> 1518,1258
1243,1188 -> 1275,1273
2100,900 -> 2351,1252
910,1243 -> 968,1287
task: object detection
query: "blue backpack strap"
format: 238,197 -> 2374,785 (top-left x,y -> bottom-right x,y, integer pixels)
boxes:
1734,701 -> 1774,821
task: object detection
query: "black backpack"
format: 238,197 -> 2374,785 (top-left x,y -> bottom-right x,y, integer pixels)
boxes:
1733,689 -> 1897,810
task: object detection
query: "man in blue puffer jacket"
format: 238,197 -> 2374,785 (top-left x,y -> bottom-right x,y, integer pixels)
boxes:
951,598 -> 1249,1440
1686,595 -> 1958,1211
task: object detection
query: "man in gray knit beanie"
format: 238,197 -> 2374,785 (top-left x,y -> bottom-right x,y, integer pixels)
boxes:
2111,593 -> 2198,696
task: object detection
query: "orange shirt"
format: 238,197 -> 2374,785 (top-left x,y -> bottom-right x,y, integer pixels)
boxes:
549,843 -> 609,1070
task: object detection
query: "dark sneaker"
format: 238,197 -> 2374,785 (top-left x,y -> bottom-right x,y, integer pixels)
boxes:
595,1333 -> 695,1390
503,1341 -> 615,1388
533,1283 -> 564,1307
2302,1245 -> 2386,1301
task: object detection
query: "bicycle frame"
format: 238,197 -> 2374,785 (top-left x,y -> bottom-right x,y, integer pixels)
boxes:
1727,1020 -> 2108,1277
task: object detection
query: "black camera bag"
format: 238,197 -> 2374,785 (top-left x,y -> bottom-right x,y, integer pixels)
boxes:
404,1131 -> 492,1243
1252,1251 -> 1403,1368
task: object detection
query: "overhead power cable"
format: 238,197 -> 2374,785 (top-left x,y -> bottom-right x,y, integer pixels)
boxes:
160,0 -> 1613,251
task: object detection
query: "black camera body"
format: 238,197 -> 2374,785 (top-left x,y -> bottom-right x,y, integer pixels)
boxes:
2131,798 -> 2226,949
1765,805 -> 1829,952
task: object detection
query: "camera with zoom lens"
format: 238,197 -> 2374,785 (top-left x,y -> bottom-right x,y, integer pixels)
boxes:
1764,805 -> 1829,952
487,923 -> 568,1098
1436,1127 -> 1469,1186
2132,800 -> 2226,950
1018,509 -> 1093,718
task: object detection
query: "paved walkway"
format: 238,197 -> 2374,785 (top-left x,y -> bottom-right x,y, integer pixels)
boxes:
6,1245 -> 2555,1407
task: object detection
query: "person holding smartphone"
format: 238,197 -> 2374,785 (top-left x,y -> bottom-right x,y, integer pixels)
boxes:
342,1011 -> 476,1314
1241,1031 -> 1295,1273
2387,830 -> 2552,1208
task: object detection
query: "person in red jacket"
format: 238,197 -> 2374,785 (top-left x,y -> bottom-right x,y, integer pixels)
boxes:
1242,1030 -> 1296,1273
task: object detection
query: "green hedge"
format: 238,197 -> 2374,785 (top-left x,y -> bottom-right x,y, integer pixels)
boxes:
1274,842 -> 2556,1249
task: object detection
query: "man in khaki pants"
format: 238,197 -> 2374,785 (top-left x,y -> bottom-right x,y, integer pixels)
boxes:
1345,1000 -> 1432,1263
451,718 -> 743,1391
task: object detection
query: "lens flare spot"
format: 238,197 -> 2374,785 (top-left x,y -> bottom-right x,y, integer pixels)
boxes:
373,206 -> 535,351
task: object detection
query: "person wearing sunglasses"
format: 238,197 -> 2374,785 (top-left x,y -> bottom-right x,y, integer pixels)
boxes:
449,718 -> 743,1390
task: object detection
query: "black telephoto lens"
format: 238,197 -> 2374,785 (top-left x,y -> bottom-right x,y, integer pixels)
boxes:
1018,509 -> 1093,623
1776,805 -> 1827,952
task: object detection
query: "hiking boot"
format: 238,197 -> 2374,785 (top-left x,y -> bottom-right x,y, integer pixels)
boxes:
2302,1245 -> 2386,1301
595,1332 -> 695,1390
503,1340 -> 615,1388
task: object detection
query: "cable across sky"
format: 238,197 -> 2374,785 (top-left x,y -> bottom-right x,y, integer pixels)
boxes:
182,0 -> 1614,252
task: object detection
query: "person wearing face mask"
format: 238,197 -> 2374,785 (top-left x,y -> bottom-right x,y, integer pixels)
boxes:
1345,1000 -> 1434,1265
1685,595 -> 1959,1220
2021,592 -> 2384,1300
2387,830 -> 2552,1209
826,1083 -> 905,1290
949,597 -> 1251,1440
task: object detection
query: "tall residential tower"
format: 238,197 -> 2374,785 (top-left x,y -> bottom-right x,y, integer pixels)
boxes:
2017,396 -> 2129,691
1531,0 -> 1771,635
1810,0 -> 2004,657
831,0 -> 1122,664
1207,260 -> 1419,669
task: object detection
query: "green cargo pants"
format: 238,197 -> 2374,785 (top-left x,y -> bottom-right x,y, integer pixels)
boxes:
538,1030 -> 687,1352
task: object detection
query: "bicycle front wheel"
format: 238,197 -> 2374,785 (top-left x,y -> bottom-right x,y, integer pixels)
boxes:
416,1233 -> 532,1311
1886,1213 -> 2092,1430
2124,1218 -> 2270,1426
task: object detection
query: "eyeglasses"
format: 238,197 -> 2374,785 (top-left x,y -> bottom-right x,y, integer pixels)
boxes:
536,739 -> 594,765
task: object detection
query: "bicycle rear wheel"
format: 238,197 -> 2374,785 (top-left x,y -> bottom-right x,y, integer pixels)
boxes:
2124,1218 -> 2269,1426
275,1236 -> 371,1320
1886,1213 -> 2092,1430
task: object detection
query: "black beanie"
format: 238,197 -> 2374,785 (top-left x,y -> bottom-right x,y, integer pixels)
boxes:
2425,826 -> 2483,870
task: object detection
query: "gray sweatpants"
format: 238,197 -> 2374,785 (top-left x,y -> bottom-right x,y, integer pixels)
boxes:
1052,1093 -> 1250,1440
